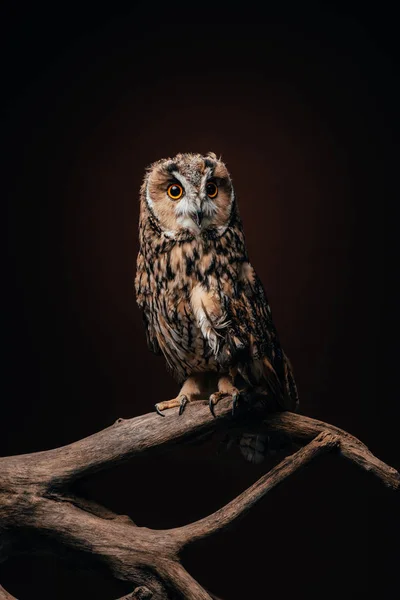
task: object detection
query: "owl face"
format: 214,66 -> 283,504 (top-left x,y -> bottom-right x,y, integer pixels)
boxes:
141,152 -> 234,237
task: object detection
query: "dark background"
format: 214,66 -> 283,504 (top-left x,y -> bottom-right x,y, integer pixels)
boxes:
1,5 -> 398,599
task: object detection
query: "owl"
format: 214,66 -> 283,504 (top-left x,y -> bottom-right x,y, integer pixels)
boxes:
135,152 -> 298,436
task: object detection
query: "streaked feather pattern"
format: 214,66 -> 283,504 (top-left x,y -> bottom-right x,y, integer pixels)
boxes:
135,152 -> 299,420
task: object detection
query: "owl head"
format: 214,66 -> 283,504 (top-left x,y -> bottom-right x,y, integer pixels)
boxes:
140,152 -> 235,238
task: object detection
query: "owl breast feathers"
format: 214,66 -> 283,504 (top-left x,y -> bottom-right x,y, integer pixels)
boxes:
135,152 -> 298,412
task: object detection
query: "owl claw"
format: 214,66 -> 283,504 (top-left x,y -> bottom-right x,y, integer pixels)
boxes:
209,390 -> 239,418
155,404 -> 165,417
209,397 -> 217,418
179,395 -> 188,416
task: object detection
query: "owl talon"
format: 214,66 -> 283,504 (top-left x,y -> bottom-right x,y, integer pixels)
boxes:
209,392 -> 230,418
179,395 -> 189,416
209,397 -> 216,418
155,404 -> 166,417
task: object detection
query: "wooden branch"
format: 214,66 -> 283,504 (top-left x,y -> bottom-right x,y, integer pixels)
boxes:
0,584 -> 156,600
154,560 -> 213,600
173,431 -> 339,548
117,587 -> 154,599
262,412 -> 400,489
1,399 -> 398,599
0,401 -> 230,491
0,585 -> 16,600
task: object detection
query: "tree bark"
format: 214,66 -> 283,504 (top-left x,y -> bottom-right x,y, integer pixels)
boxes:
0,398 -> 398,599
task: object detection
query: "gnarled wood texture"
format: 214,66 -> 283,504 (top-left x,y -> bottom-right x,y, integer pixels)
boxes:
0,398 -> 398,599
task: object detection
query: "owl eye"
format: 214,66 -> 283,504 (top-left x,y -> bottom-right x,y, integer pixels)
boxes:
167,183 -> 183,200
206,181 -> 218,198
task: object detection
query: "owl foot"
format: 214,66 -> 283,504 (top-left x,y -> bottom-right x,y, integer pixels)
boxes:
209,392 -> 227,418
209,389 -> 241,418
155,395 -> 189,417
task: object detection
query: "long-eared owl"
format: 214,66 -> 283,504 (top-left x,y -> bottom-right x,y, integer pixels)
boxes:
135,152 -> 298,457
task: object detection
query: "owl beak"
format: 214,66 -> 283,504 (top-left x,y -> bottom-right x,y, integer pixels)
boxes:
194,210 -> 203,228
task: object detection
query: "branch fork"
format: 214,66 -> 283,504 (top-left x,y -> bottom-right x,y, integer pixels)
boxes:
1,398 -> 398,599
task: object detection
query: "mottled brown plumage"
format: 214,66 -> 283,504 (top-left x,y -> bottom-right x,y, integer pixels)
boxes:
135,152 -> 298,450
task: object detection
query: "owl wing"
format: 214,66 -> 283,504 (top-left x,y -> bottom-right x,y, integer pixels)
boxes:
135,251 -> 161,356
219,262 -> 299,412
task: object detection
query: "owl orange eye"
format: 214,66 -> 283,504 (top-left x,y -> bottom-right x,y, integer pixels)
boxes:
206,181 -> 218,198
167,183 -> 183,200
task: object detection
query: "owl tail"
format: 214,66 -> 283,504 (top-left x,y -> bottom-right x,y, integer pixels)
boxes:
239,433 -> 268,464
238,430 -> 294,464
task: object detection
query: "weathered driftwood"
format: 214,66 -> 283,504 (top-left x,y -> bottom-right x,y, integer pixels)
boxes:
0,397 -> 399,599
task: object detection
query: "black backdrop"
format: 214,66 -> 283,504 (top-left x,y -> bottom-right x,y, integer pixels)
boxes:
2,5 -> 398,599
